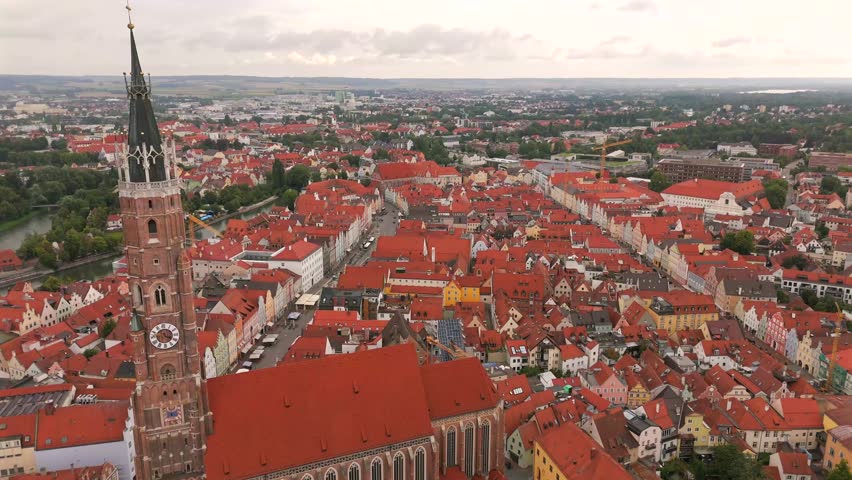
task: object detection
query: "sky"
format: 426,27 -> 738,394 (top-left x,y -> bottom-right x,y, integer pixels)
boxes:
2,0 -> 851,78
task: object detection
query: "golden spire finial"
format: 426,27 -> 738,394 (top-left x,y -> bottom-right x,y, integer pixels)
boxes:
126,0 -> 134,30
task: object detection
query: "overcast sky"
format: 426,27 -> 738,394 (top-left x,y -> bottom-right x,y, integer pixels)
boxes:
2,0 -> 851,78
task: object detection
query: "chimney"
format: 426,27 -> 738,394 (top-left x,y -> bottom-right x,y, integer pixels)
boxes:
726,399 -> 732,411
431,247 -> 436,263
590,448 -> 597,459
655,403 -> 660,414
738,287 -> 742,296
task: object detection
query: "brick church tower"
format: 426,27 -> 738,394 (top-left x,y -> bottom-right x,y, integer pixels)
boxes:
118,18 -> 211,480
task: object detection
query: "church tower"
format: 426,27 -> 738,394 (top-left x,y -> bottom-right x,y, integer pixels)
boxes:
119,14 -> 210,480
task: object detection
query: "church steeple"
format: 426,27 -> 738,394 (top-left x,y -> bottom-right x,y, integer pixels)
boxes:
121,11 -> 168,183
120,5 -> 210,479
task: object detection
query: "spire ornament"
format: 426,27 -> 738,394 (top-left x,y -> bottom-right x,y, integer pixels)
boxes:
126,0 -> 134,30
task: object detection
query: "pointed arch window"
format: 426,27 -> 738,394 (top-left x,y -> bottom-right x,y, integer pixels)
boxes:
325,470 -> 337,480
370,458 -> 382,480
154,285 -> 167,306
415,448 -> 426,480
480,421 -> 491,473
464,423 -> 475,477
348,464 -> 360,480
393,453 -> 404,480
446,426 -> 457,467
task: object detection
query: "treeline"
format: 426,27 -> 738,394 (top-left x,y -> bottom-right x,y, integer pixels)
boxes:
0,167 -> 111,223
0,150 -> 99,168
411,136 -> 450,165
18,171 -> 122,268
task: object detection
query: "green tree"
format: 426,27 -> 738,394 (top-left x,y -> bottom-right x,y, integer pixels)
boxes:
776,288 -> 790,303
222,114 -> 234,127
271,159 -> 286,191
660,459 -> 690,480
816,221 -> 829,239
360,178 -> 372,187
100,319 -> 117,338
820,175 -> 848,197
782,254 -> 809,270
62,230 -> 83,261
763,178 -> 788,209
37,247 -> 58,269
700,444 -> 764,480
285,165 -> 311,190
40,276 -> 63,292
282,189 -> 300,211
720,230 -> 755,255
649,170 -> 672,192
373,149 -> 389,160
83,348 -> 98,359
799,288 -> 818,308
827,459 -> 852,480
339,170 -> 349,180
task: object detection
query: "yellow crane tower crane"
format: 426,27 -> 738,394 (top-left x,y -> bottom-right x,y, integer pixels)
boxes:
592,138 -> 632,180
824,303 -> 846,393
425,336 -> 471,361
186,214 -> 223,246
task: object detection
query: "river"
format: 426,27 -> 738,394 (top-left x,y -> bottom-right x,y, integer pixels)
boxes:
0,198 -> 286,289
0,210 -> 54,251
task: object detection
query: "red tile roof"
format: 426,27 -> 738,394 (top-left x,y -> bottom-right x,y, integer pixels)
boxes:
35,402 -> 129,449
536,422 -> 632,480
206,345 -> 434,480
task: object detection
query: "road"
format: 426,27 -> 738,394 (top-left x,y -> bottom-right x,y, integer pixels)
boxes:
782,159 -> 801,207
248,202 -> 401,370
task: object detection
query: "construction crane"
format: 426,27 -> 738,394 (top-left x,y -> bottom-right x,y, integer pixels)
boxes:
592,138 -> 632,180
824,303 -> 846,393
425,336 -> 471,361
186,214 -> 223,246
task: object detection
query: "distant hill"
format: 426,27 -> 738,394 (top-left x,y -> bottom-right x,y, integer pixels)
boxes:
1,75 -> 851,97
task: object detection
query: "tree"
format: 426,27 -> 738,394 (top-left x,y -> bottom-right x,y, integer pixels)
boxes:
100,319 -> 117,338
360,178 -> 372,187
310,171 -> 322,182
827,459 -> 852,480
799,288 -> 818,308
271,159 -> 286,191
776,288 -> 790,303
284,165 -> 310,191
816,221 -> 829,239
222,114 -> 234,127
649,170 -> 672,193
660,459 -> 690,480
763,178 -> 788,209
83,348 -> 98,359
339,170 -> 349,180
281,189 -> 300,211
820,175 -> 848,197
699,444 -> 764,480
720,230 -> 755,255
373,148 -> 389,160
782,254 -> 809,270
40,276 -> 63,292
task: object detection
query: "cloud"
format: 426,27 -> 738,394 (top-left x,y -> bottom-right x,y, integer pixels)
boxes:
618,0 -> 657,12
599,35 -> 632,47
712,36 -> 752,48
189,21 -> 540,65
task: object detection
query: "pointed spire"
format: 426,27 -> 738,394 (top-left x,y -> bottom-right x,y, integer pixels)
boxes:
123,7 -> 166,183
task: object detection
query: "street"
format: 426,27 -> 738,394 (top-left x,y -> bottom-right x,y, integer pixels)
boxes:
245,202 -> 400,370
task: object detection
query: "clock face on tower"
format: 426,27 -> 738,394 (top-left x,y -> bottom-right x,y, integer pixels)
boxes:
149,323 -> 180,349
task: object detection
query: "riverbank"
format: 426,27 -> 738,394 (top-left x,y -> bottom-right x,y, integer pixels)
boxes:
0,211 -> 41,235
207,195 -> 279,228
0,251 -> 121,289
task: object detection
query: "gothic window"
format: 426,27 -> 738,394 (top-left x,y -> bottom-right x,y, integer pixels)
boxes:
325,470 -> 337,480
348,464 -> 360,480
161,364 -> 176,380
415,448 -> 426,480
446,426 -> 457,467
303,476 -> 313,480
370,459 -> 382,480
464,423 -> 475,477
155,285 -> 167,306
480,421 -> 491,473
393,453 -> 404,480
148,219 -> 158,237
